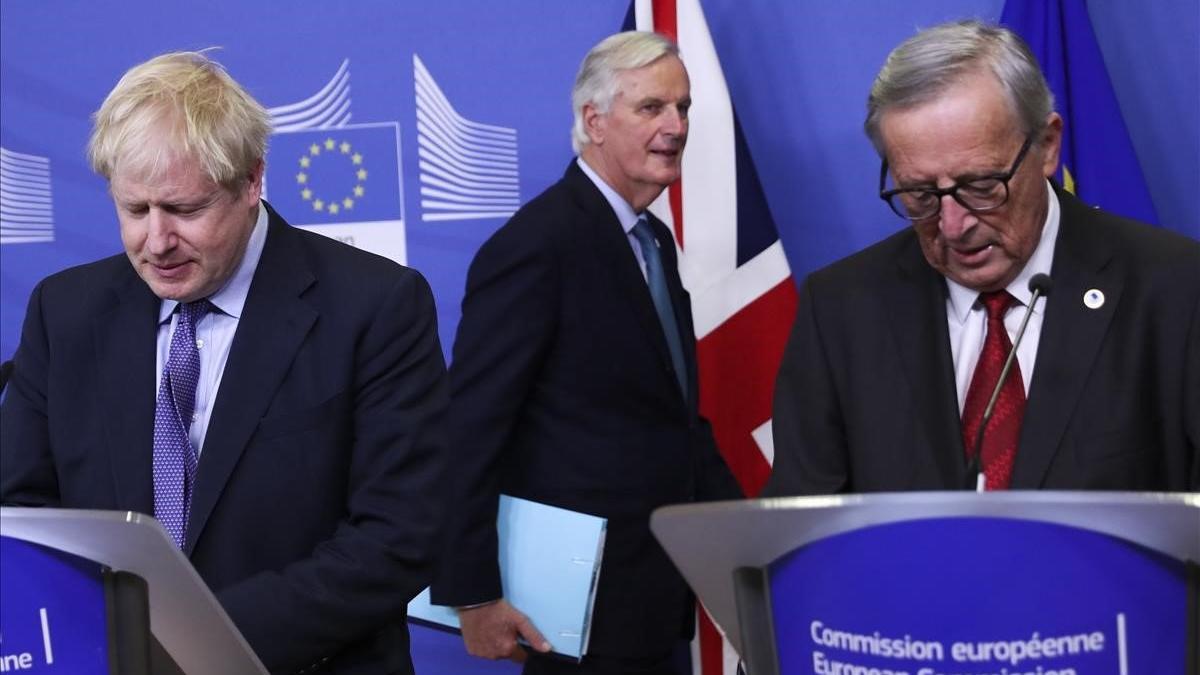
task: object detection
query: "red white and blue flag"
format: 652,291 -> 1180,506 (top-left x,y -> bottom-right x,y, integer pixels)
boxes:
632,1 -> 798,672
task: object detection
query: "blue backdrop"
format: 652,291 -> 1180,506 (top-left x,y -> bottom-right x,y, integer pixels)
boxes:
1,2 -> 1196,673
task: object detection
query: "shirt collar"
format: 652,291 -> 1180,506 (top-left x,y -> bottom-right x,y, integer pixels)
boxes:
158,200 -> 269,324
946,180 -> 1060,322
577,157 -> 640,235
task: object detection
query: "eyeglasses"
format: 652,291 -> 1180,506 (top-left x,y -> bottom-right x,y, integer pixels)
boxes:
879,134 -> 1035,221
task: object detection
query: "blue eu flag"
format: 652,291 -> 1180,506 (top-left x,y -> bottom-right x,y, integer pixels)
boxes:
265,123 -> 404,224
1002,0 -> 1158,224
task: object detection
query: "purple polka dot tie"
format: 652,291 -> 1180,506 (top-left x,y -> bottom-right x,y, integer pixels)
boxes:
961,291 -> 1026,490
152,300 -> 211,548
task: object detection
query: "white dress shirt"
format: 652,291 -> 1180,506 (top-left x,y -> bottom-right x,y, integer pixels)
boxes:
947,182 -> 1059,412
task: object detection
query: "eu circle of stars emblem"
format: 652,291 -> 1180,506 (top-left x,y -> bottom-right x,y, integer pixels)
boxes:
296,137 -> 368,216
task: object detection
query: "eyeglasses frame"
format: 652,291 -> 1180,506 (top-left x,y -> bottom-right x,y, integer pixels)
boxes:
878,134 -> 1037,221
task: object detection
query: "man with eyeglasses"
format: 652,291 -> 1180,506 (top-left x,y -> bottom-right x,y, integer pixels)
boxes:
764,20 -> 1199,496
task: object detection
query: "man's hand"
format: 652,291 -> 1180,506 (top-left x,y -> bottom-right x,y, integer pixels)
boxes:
458,599 -> 553,661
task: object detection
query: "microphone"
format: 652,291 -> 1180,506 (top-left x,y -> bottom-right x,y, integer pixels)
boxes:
965,273 -> 1053,490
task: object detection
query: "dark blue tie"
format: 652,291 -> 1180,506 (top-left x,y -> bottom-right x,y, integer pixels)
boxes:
632,217 -> 687,395
152,300 -> 211,548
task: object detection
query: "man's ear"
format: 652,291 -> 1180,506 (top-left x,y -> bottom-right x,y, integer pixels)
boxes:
1039,112 -> 1063,179
244,159 -> 265,201
583,102 -> 606,146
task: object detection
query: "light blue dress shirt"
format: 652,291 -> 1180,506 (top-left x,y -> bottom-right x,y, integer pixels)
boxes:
577,157 -> 650,280
155,201 -> 269,456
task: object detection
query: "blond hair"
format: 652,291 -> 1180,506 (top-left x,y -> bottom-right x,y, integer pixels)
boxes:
88,50 -> 270,188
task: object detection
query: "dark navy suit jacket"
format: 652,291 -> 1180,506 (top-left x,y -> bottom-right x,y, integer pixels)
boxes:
765,186 -> 1200,495
1,203 -> 451,674
430,162 -> 741,657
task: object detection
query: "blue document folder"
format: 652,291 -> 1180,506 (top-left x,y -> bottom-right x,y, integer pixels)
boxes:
408,495 -> 607,660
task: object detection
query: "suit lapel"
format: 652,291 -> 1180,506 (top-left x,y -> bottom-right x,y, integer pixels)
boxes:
185,209 -> 318,551
566,164 -> 682,398
884,236 -> 964,487
94,268 -> 160,513
1012,191 -> 1120,487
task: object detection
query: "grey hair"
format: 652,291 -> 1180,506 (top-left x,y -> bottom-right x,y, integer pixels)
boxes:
864,20 -> 1054,156
88,50 -> 270,189
571,31 -> 680,153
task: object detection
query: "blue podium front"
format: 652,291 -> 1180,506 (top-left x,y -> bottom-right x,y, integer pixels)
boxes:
0,508 -> 265,675
770,517 -> 1190,674
649,492 -> 1200,675
0,537 -> 112,673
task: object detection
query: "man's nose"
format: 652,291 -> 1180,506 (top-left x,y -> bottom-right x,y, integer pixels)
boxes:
145,209 -> 176,254
938,194 -> 975,240
661,107 -> 686,136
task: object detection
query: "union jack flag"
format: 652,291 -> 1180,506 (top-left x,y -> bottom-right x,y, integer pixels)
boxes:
632,1 -> 798,672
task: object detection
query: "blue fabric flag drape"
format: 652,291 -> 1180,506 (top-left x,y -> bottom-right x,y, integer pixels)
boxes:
1001,0 -> 1158,224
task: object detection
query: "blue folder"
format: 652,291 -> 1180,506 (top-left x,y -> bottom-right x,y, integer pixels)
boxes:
408,495 -> 607,660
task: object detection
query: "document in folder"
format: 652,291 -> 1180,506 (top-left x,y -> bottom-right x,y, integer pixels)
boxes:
408,495 -> 606,660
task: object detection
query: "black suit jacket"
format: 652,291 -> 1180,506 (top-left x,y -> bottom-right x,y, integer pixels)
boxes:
430,161 -> 740,657
765,187 -> 1200,495
1,203 -> 450,674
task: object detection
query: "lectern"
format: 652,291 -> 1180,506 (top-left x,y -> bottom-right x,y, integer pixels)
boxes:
0,508 -> 266,674
651,492 -> 1199,675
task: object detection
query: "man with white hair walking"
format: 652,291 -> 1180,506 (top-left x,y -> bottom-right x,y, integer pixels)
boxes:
431,31 -> 740,675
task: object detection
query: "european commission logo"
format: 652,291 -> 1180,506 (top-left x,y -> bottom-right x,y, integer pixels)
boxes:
0,147 -> 55,245
263,60 -> 407,264
414,55 -> 520,222
269,125 -> 403,224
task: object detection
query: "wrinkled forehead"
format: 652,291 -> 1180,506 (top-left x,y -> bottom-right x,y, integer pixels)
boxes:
111,145 -> 189,189
880,73 -> 1021,151
612,54 -> 690,99
109,146 -> 216,203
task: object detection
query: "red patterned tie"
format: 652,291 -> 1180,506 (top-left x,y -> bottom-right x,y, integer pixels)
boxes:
961,291 -> 1025,489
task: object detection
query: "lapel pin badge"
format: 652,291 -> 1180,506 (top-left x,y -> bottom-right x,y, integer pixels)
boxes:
1083,289 -> 1105,309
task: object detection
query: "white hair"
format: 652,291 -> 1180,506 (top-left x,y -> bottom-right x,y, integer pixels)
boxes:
570,31 -> 680,153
